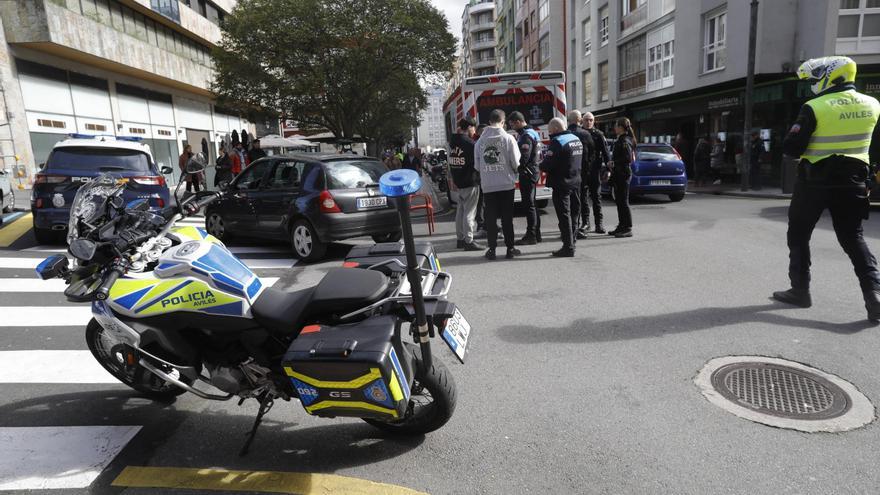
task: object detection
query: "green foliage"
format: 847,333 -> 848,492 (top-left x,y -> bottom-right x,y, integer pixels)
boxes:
212,0 -> 456,147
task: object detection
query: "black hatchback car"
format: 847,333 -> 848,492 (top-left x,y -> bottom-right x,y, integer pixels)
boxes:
204,153 -> 402,262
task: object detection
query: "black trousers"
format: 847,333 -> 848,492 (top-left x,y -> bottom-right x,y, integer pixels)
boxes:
552,184 -> 580,250
579,164 -> 603,229
484,189 -> 515,249
612,170 -> 632,230
476,187 -> 485,229
186,178 -> 202,193
787,179 -> 879,292
519,176 -> 541,238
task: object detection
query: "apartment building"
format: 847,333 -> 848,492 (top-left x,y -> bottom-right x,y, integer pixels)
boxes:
517,0 -> 566,72
461,0 -> 498,78
567,0 -> 879,181
416,86 -> 447,150
496,0 -> 517,73
0,0 -> 253,184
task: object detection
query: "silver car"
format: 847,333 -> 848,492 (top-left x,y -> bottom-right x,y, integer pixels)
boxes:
0,168 -> 13,213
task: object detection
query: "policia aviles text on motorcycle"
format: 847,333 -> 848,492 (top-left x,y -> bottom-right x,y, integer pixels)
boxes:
509,111 -> 543,245
773,56 -> 880,321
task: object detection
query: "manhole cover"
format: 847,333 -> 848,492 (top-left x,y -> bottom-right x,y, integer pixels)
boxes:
695,356 -> 874,432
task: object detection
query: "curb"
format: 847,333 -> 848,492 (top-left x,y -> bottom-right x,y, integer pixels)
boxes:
691,190 -> 791,200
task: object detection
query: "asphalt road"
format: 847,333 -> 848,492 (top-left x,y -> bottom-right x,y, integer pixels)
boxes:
3,192 -> 880,494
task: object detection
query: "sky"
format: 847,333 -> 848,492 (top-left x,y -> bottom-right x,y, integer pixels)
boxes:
430,0 -> 468,43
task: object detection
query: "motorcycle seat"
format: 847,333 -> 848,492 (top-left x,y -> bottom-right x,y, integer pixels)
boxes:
252,268 -> 390,335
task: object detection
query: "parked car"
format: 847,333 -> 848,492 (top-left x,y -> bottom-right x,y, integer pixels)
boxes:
204,153 -> 402,262
602,143 -> 687,202
31,134 -> 172,244
0,168 -> 13,213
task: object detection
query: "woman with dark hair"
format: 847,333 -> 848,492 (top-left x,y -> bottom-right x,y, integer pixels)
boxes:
609,117 -> 636,237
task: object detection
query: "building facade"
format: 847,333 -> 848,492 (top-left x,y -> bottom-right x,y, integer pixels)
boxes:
461,0 -> 497,78
566,0 -> 880,183
416,86 -> 447,150
0,0 -> 254,185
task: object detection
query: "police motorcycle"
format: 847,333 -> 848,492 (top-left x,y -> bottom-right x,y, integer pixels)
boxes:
36,157 -> 472,454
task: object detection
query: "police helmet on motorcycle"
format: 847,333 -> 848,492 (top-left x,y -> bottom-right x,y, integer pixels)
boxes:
797,56 -> 857,95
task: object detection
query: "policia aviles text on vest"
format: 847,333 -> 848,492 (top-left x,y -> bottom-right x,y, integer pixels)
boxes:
801,89 -> 879,165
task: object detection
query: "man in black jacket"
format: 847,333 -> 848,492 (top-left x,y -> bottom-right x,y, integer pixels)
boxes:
509,111 -> 542,245
540,118 -> 583,257
579,112 -> 609,235
566,111 -> 595,238
448,117 -> 483,251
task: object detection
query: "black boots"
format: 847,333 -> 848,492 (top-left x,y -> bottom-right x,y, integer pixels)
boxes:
772,288 -> 812,308
863,289 -> 880,322
515,235 -> 537,246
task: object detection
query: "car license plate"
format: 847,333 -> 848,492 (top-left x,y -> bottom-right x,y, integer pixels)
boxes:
650,179 -> 671,185
441,308 -> 471,364
357,196 -> 387,209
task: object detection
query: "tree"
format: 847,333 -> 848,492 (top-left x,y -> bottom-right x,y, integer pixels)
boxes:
212,0 -> 456,150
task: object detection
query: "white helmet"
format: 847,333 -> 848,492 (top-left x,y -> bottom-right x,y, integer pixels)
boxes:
796,56 -> 857,95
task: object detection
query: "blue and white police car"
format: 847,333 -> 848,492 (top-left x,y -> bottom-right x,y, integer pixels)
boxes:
31,134 -> 172,244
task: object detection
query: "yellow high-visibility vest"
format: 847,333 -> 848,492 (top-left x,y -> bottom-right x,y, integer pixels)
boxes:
802,89 -> 878,164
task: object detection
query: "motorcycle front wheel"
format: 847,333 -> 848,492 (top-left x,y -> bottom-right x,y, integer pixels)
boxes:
363,344 -> 457,435
86,318 -> 187,401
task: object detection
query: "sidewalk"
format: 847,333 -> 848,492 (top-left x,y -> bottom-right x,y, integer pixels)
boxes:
688,183 -> 790,200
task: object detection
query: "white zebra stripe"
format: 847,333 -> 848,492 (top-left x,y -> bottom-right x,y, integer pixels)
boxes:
0,425 -> 141,490
0,307 -> 93,326
0,350 -> 117,383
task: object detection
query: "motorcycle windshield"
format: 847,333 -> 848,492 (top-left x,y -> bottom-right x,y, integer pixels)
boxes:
67,173 -> 126,244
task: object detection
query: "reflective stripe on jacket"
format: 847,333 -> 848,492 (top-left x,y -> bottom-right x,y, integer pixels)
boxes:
803,89 -> 879,164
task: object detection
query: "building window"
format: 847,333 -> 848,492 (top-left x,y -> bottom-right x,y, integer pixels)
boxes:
539,35 -> 550,66
622,0 -> 647,14
840,0 -> 860,8
599,6 -> 610,46
582,69 -> 592,107
838,1 -> 880,38
582,18 -> 592,56
37,119 -> 66,129
618,35 -> 646,98
539,0 -> 549,22
647,23 -> 675,91
84,123 -> 107,132
157,129 -> 173,136
150,0 -> 181,23
599,62 -> 609,102
129,127 -> 147,135
703,11 -> 726,73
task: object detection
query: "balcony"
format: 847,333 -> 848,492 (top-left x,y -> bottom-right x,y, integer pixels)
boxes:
471,38 -> 496,50
618,70 -> 646,99
0,0 -> 214,94
620,5 -> 647,37
471,58 -> 497,70
469,2 -> 495,15
470,21 -> 496,33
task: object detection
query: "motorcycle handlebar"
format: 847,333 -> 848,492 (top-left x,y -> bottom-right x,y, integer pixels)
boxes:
95,262 -> 126,301
184,192 -> 221,216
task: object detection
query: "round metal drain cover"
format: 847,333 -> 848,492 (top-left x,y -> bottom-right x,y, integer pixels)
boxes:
695,356 -> 874,432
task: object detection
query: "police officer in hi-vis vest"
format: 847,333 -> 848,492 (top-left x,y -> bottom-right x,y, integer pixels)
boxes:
774,56 -> 880,321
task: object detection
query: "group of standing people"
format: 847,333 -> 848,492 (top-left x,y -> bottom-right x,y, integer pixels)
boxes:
448,108 -> 638,260
178,139 -> 267,193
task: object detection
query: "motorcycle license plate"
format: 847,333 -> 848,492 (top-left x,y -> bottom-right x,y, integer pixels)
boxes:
441,308 -> 471,364
650,180 -> 671,185
357,196 -> 387,209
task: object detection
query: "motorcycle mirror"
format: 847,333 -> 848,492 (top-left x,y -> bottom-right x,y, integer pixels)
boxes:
126,198 -> 149,212
186,153 -> 207,174
160,166 -> 173,175
69,238 -> 97,262
35,254 -> 70,280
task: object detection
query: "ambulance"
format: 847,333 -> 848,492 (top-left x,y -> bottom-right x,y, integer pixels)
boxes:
442,71 -> 567,205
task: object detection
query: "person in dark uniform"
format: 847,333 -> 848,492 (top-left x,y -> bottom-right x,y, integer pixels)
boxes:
609,118 -> 637,238
579,111 -> 609,235
448,117 -> 483,251
540,118 -> 583,257
565,111 -> 595,238
509,111 -> 542,245
773,56 -> 880,321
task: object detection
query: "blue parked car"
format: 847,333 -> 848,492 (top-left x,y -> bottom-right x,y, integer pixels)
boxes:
602,143 -> 687,202
31,134 -> 172,244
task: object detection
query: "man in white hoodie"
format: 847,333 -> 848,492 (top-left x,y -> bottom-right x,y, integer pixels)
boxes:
475,109 -> 522,260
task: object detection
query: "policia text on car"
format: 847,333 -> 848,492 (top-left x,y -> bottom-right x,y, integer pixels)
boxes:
773,56 -> 880,322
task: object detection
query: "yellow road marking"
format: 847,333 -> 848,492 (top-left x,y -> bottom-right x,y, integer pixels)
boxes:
111,466 -> 429,495
0,213 -> 33,248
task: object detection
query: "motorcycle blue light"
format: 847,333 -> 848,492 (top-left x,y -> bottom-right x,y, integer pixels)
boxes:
379,169 -> 421,198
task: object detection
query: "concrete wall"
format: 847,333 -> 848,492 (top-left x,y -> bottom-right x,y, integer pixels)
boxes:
0,15 -> 35,172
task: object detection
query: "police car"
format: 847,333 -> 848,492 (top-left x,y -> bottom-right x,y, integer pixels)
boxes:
31,134 -> 172,243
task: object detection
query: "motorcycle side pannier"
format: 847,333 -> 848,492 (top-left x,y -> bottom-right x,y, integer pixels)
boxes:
344,241 -> 440,274
282,315 -> 413,419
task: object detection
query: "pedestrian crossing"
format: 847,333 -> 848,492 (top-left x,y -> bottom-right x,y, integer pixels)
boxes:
0,218 -> 302,491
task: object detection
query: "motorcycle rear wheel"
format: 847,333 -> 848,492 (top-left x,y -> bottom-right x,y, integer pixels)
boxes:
86,319 -> 187,401
363,344 -> 456,435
